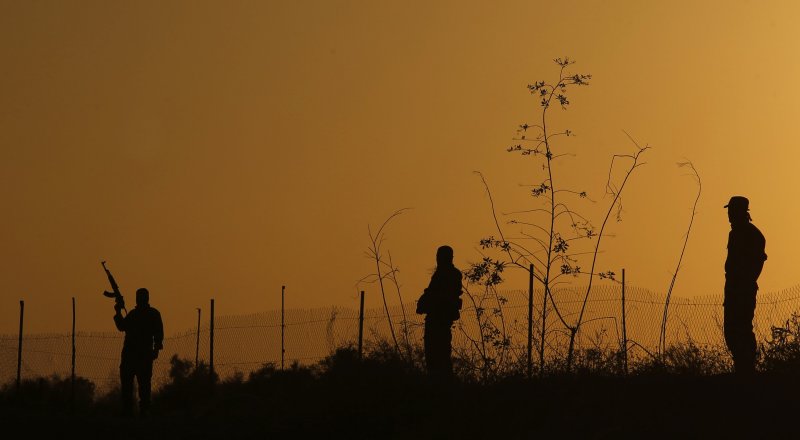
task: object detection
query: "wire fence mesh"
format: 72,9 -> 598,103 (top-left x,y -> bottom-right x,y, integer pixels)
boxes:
3,283 -> 800,394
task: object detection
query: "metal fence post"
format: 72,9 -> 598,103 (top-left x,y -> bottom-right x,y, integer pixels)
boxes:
71,297 -> 76,405
358,291 -> 365,359
539,284 -> 547,375
622,268 -> 628,375
195,308 -> 201,369
210,299 -> 215,382
281,285 -> 285,370
527,264 -> 534,379
17,300 -> 24,390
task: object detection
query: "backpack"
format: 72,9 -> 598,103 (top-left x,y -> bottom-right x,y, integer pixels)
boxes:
416,287 -> 463,321
416,288 -> 432,315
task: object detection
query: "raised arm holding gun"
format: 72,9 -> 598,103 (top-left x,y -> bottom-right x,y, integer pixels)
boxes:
102,261 -> 126,315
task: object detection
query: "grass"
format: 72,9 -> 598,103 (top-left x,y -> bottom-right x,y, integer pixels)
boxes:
3,332 -> 800,438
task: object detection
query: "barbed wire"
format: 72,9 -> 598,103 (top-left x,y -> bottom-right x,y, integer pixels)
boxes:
2,284 -> 800,393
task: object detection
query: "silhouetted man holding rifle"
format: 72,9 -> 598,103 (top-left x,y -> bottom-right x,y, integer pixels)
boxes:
105,262 -> 164,417
417,246 -> 463,381
724,196 -> 767,376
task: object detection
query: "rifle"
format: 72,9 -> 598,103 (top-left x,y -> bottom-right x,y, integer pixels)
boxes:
102,261 -> 126,315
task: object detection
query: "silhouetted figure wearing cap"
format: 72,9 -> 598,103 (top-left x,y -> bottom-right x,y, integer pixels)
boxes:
417,246 -> 463,380
724,196 -> 767,376
114,287 -> 164,416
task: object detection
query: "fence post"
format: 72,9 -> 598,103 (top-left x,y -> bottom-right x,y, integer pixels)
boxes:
195,308 -> 201,369
527,264 -> 534,379
71,297 -> 76,405
281,285 -> 285,370
358,290 -> 365,359
17,300 -> 24,390
209,299 -> 215,382
622,268 -> 628,375
539,283 -> 547,375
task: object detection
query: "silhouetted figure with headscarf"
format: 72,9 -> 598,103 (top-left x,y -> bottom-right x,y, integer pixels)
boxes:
724,196 -> 767,376
114,287 -> 164,416
417,245 -> 463,380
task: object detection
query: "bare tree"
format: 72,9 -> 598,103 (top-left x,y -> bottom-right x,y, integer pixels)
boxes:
459,258 -> 513,380
659,162 -> 702,354
566,139 -> 649,368
470,58 -> 649,372
357,209 -> 412,361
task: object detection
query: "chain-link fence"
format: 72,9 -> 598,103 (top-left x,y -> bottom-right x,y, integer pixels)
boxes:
3,284 -> 800,394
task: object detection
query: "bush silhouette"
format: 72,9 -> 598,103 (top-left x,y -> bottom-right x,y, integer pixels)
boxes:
760,312 -> 800,374
1,375 -> 95,410
154,354 -> 216,410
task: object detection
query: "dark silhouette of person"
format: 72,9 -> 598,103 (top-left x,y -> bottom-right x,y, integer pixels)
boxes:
114,287 -> 164,416
724,196 -> 767,376
416,245 -> 463,380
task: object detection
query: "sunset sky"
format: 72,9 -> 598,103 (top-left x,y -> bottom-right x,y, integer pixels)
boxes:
2,1 -> 800,334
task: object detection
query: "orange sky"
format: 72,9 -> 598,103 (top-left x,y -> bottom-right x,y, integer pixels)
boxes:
2,1 -> 800,333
